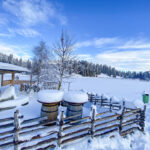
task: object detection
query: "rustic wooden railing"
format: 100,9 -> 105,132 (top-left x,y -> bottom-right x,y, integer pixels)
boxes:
0,103 -> 146,150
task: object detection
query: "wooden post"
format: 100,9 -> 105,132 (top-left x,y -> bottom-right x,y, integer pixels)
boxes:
110,98 -> 112,112
14,110 -> 20,150
20,84 -> 23,91
58,111 -> 64,147
139,105 -> 146,132
91,108 -> 95,138
30,73 -> 32,86
101,95 -> 103,107
1,73 -> 4,86
11,72 -> 15,85
119,106 -> 125,135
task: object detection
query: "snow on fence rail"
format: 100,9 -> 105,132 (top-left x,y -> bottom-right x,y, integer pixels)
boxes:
0,104 -> 146,150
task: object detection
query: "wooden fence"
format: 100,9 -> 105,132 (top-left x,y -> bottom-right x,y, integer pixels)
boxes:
0,103 -> 146,150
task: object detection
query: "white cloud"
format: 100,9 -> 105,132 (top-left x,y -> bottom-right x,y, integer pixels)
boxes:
2,0 -> 67,27
75,37 -> 119,49
8,28 -> 40,37
0,42 -> 31,60
118,39 -> 150,49
95,50 -> 150,71
77,54 -> 93,61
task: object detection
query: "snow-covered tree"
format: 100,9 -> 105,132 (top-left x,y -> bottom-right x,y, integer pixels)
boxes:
53,30 -> 75,90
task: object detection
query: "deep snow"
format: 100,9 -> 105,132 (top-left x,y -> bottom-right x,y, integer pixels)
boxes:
0,76 -> 150,150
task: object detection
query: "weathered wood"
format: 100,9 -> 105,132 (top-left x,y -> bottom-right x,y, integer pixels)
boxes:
95,124 -> 119,133
124,108 -> 141,114
63,121 -> 91,131
66,116 -> 90,125
21,138 -> 57,150
66,102 -> 83,120
62,127 -> 90,138
63,114 -> 81,121
36,144 -> 56,150
21,116 -> 47,125
123,112 -> 140,119
91,108 -> 95,138
1,73 -> 4,86
20,120 -> 57,131
95,118 -> 118,128
19,131 -> 57,144
94,128 -> 118,137
119,107 -> 125,135
0,141 -> 14,149
41,103 -> 59,121
0,129 -> 14,136
61,133 -> 89,145
95,114 -> 120,123
0,115 -> 23,123
121,127 -> 139,136
14,110 -> 20,150
0,134 -> 13,142
58,111 -> 64,147
96,110 -> 110,117
0,122 -> 14,129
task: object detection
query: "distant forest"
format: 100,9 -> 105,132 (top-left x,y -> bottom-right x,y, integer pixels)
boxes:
0,52 -> 150,81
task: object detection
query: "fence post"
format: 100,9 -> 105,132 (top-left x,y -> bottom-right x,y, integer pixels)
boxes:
101,95 -> 103,107
110,98 -> 112,112
58,111 -> 64,147
91,107 -> 96,138
139,105 -> 146,132
14,110 -> 20,150
119,105 -> 125,135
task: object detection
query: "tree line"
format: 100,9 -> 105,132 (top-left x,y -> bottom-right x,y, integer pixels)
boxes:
0,53 -> 32,70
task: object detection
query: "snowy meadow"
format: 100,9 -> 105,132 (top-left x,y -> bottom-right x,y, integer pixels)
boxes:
0,75 -> 150,150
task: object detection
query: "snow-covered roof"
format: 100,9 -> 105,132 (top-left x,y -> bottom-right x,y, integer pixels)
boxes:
0,62 -> 30,73
63,91 -> 88,104
38,90 -> 64,104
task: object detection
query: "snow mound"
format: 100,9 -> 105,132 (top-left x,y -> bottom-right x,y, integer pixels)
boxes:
0,96 -> 29,109
63,91 -> 88,103
0,86 -> 16,101
38,90 -> 64,103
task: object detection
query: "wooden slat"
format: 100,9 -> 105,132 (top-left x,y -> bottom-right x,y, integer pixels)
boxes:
20,120 -> 57,131
94,128 -> 118,137
96,111 -> 110,117
0,122 -> 14,129
95,118 -> 118,128
96,114 -> 120,123
124,109 -> 141,115
123,112 -> 139,119
21,116 -> 47,125
121,127 -> 139,136
21,138 -> 57,150
62,133 -> 89,145
63,121 -> 91,131
65,116 -> 90,125
0,141 -> 14,149
36,144 -> 56,150
0,129 -> 14,137
0,134 -> 13,142
63,114 -> 81,121
95,124 -> 119,133
19,131 -> 57,144
62,127 -> 90,138
0,115 -> 23,123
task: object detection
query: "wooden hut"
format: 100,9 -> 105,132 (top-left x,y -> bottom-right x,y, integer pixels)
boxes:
38,90 -> 63,121
63,91 -> 88,120
0,62 -> 31,91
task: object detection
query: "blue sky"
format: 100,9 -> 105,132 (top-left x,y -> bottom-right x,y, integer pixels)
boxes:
0,0 -> 150,71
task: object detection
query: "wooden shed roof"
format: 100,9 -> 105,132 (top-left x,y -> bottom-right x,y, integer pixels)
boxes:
0,62 -> 30,73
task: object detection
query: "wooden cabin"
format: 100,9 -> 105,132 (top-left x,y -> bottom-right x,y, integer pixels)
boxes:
0,62 -> 31,91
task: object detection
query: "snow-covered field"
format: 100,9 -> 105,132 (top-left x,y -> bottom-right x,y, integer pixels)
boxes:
0,76 -> 150,150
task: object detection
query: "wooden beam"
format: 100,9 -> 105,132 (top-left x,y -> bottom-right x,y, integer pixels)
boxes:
1,73 -> 4,86
11,72 -> 15,85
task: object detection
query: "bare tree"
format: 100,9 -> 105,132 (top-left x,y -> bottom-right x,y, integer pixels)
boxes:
53,30 -> 75,90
